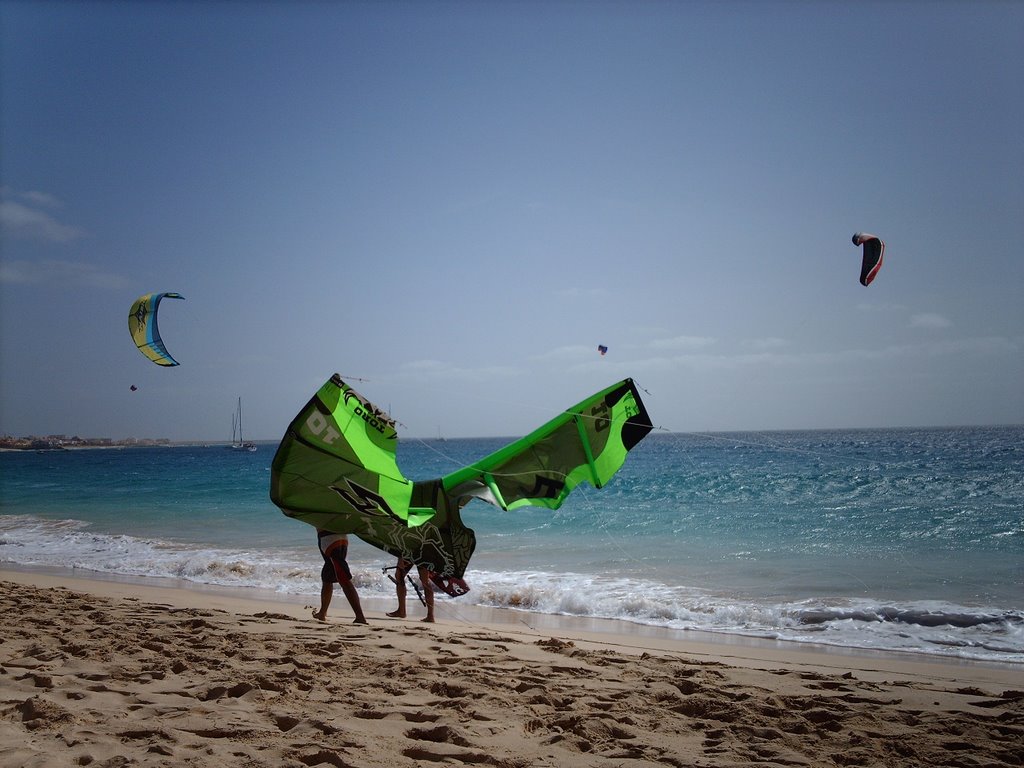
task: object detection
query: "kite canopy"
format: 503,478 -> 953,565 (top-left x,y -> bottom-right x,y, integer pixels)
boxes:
852,233 -> 885,287
269,376 -> 654,592
128,292 -> 185,366
598,345 -> 608,356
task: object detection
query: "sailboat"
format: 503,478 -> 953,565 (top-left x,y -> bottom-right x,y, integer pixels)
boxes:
229,397 -> 257,452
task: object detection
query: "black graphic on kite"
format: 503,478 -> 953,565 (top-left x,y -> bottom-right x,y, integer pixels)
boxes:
597,345 -> 608,356
852,232 -> 885,286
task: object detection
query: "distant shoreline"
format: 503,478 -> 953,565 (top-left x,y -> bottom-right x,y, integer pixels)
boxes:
4,425 -> 1022,451
0,440 -> 272,452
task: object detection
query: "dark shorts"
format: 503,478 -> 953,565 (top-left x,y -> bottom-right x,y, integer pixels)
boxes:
318,534 -> 352,585
321,556 -> 352,584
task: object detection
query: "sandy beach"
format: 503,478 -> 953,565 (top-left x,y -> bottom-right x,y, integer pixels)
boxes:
1,568 -> 1021,768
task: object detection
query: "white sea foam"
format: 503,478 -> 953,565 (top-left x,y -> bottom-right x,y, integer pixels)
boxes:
2,514 -> 1020,664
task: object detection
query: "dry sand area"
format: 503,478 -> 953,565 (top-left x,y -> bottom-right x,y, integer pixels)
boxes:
1,571 -> 1022,767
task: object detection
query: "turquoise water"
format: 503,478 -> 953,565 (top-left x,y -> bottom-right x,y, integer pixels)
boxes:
1,426 -> 1021,662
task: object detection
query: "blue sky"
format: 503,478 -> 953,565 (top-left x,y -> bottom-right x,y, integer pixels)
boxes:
1,0 -> 1021,441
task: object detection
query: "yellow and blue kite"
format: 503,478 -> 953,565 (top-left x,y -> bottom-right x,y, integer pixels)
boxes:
128,292 -> 185,366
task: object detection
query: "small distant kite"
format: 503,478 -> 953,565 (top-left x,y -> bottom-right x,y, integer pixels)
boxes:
128,292 -> 185,366
597,345 -> 608,356
852,233 -> 885,286
130,385 -> 138,392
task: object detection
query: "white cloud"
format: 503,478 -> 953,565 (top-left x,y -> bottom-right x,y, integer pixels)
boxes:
397,359 -> 522,382
0,197 -> 86,243
531,344 -> 595,362
631,325 -> 671,337
0,259 -> 131,290
648,335 -> 717,350
742,336 -> 790,350
22,190 -> 63,209
910,313 -> 952,329
620,336 -> 1020,375
857,302 -> 908,313
402,359 -> 446,372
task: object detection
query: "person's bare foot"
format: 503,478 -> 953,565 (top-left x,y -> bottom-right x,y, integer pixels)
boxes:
421,616 -> 435,623
312,610 -> 327,622
386,610 -> 405,618
353,616 -> 368,625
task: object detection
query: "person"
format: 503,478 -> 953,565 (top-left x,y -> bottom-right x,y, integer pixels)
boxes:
313,529 -> 367,624
386,557 -> 434,623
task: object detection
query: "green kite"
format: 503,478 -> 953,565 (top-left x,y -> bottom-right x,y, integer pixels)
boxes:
269,375 -> 653,595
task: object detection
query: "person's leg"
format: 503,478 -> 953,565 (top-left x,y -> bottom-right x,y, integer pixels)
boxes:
313,581 -> 332,621
387,559 -> 411,618
340,580 -> 367,624
418,566 -> 435,622
319,542 -> 367,624
327,548 -> 367,624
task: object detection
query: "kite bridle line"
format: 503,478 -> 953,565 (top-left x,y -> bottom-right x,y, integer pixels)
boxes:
389,375 -> 902,473
373,376 -> 645,465
397,381 -> 654,481
360,374 -> 899,473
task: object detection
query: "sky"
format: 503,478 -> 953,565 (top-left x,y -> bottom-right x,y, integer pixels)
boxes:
1,0 -> 1022,442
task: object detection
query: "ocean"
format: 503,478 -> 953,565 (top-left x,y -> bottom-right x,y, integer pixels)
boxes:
1,426 -> 1021,664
